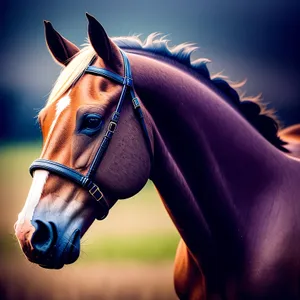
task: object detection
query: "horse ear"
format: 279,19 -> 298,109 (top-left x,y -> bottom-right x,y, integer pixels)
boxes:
44,21 -> 80,66
86,13 -> 121,70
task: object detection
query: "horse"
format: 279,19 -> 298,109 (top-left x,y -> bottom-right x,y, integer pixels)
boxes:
14,13 -> 300,300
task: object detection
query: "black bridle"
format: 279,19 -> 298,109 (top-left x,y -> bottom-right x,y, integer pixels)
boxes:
29,50 -> 153,220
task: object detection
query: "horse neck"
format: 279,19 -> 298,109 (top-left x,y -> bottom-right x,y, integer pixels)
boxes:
129,52 -> 289,265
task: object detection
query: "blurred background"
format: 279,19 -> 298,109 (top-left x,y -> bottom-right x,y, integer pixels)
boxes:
0,0 -> 299,299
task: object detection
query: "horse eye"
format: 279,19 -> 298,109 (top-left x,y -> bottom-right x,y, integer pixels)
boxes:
79,114 -> 103,135
83,116 -> 101,129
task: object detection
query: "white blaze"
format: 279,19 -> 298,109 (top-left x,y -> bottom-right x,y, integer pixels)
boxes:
16,92 -> 71,226
17,170 -> 49,225
48,92 -> 71,141
41,90 -> 71,157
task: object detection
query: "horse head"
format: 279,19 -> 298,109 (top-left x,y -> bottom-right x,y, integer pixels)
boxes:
14,14 -> 153,269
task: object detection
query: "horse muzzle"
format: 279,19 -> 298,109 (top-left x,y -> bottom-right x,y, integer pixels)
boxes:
15,218 -> 81,269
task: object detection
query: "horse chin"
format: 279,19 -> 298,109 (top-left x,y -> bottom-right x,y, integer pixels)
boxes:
39,262 -> 65,270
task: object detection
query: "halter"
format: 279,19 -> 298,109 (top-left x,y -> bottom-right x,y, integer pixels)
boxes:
29,50 -> 153,220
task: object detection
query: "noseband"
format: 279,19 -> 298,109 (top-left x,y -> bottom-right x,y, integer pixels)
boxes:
29,50 -> 153,220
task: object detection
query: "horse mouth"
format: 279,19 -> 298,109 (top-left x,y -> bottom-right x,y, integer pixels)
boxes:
63,229 -> 81,264
39,262 -> 64,270
38,229 -> 81,269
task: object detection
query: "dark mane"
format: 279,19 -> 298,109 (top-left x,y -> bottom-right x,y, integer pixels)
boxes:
113,34 -> 288,152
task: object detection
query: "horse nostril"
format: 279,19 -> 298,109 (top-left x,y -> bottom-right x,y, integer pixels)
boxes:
31,220 -> 57,253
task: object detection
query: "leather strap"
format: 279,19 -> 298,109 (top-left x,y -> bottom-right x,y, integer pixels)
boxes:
29,159 -> 109,220
85,66 -> 124,85
29,50 -> 152,221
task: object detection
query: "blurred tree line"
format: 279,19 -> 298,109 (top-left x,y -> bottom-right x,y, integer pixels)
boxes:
0,88 -> 41,142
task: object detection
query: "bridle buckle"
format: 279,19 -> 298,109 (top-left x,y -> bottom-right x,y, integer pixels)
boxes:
89,183 -> 104,202
132,97 -> 140,109
108,121 -> 117,133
